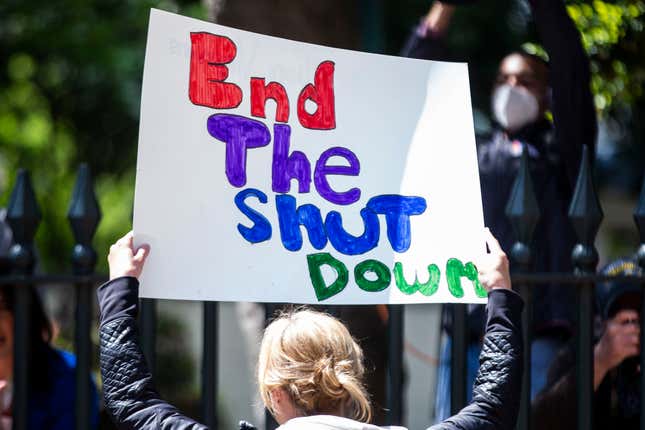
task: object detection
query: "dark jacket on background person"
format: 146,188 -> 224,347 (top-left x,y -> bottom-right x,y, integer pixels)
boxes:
531,344 -> 639,429
532,259 -> 644,429
401,0 -> 597,338
29,347 -> 100,430
97,277 -> 524,430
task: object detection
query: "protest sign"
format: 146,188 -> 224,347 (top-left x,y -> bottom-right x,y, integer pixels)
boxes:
134,9 -> 486,304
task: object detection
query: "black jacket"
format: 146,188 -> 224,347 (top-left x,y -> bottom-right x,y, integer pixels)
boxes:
401,0 -> 597,337
98,277 -> 524,429
531,343 -> 640,429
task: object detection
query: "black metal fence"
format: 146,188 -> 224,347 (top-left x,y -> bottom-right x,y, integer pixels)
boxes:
0,149 -> 644,430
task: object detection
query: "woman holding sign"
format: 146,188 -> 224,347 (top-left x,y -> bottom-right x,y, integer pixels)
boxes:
97,229 -> 522,429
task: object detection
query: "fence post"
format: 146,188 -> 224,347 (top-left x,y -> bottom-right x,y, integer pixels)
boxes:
450,304 -> 467,415
633,175 -> 645,430
6,169 -> 41,430
359,0 -> 385,54
202,301 -> 218,428
68,164 -> 101,430
505,147 -> 540,430
386,305 -> 403,425
139,298 -> 157,375
568,146 -> 602,430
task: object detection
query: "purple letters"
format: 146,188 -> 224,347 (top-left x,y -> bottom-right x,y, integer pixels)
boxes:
207,114 -> 270,187
272,124 -> 311,193
314,147 -> 361,205
207,114 -> 427,256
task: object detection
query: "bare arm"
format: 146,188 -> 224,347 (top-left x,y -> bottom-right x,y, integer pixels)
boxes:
401,2 -> 455,59
422,2 -> 456,37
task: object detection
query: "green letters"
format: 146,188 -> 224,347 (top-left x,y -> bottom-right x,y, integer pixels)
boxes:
307,252 -> 349,301
308,254 -> 486,300
393,262 -> 440,296
445,258 -> 486,298
354,259 -> 391,292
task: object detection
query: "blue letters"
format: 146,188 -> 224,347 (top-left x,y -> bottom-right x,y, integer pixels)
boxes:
325,208 -> 380,255
367,195 -> 427,252
235,187 -> 426,257
234,188 -> 272,243
276,194 -> 327,251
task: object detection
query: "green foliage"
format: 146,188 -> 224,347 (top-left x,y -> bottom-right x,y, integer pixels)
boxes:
1,0 -> 643,270
570,0 -> 645,114
0,0 -> 205,271
387,0 -> 645,120
529,0 -> 645,116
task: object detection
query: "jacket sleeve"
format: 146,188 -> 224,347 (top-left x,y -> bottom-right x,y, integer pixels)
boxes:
400,22 -> 447,60
428,289 -> 524,430
98,277 -> 208,430
530,357 -> 576,429
529,0 -> 597,187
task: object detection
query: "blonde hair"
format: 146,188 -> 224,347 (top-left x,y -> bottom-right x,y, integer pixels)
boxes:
257,308 -> 372,422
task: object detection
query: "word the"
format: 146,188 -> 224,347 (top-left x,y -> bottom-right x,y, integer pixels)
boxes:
208,114 -> 360,205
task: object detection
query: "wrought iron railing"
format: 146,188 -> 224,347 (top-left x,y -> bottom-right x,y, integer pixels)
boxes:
0,148 -> 644,430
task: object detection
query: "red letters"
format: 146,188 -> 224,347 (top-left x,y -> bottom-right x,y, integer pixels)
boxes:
189,32 -> 243,109
250,78 -> 290,123
188,35 -> 336,130
297,61 -> 336,130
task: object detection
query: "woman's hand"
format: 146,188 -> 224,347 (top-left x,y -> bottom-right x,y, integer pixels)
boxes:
420,2 -> 456,37
477,228 -> 511,292
594,309 -> 640,389
108,231 -> 150,280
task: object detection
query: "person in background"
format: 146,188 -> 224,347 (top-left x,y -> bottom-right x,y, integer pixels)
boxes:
0,284 -> 99,429
532,258 -> 643,429
401,0 -> 597,419
0,210 -> 99,429
97,229 -> 523,429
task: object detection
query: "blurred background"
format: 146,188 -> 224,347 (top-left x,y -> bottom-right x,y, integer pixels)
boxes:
0,0 -> 643,428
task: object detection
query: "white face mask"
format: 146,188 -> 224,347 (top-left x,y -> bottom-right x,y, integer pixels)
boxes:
492,84 -> 540,133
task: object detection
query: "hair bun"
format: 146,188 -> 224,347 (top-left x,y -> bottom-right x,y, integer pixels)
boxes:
258,309 -> 372,422
314,357 -> 344,393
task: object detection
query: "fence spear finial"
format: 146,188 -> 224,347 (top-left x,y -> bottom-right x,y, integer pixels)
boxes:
67,163 -> 101,274
505,145 -> 540,267
568,145 -> 603,269
6,169 -> 41,273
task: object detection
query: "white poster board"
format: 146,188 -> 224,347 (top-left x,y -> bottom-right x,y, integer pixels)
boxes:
134,9 -> 486,304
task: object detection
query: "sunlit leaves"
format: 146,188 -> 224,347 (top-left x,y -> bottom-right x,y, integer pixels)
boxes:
523,0 -> 644,117
0,0 -> 206,270
7,53 -> 35,81
570,0 -> 643,116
